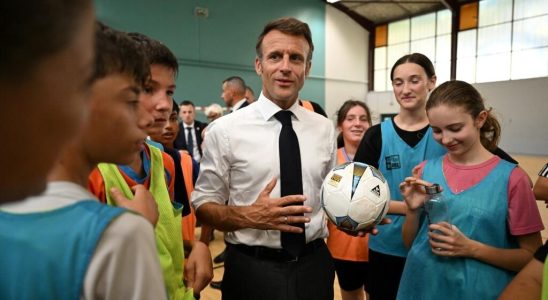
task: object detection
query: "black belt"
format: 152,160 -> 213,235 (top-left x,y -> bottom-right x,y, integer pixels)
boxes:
228,239 -> 325,262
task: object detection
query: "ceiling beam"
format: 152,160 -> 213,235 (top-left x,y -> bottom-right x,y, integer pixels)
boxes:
394,2 -> 413,15
329,2 -> 375,31
440,0 -> 458,12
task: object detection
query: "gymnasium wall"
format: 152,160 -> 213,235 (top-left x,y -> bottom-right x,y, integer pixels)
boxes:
366,77 -> 548,156
95,0 -> 326,113
95,1 -> 547,156
475,78 -> 548,156
324,5 -> 368,120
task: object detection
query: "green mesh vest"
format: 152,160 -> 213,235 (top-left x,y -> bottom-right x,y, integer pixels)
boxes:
98,145 -> 194,300
542,258 -> 548,300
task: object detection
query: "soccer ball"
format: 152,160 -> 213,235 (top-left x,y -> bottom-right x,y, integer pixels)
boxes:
321,162 -> 390,232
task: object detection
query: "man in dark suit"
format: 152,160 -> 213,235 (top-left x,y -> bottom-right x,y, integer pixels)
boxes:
221,76 -> 249,112
173,100 -> 207,161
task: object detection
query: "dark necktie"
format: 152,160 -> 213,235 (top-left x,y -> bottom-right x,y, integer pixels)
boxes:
274,110 -> 306,256
186,127 -> 194,155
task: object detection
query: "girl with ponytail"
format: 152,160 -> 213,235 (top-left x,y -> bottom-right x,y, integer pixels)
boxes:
398,80 -> 543,300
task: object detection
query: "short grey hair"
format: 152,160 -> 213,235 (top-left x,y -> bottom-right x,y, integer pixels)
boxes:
205,103 -> 224,117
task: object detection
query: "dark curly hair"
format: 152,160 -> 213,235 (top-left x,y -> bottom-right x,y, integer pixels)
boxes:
93,23 -> 150,87
127,32 -> 179,76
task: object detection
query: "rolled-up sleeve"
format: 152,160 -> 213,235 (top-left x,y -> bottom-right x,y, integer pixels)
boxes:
191,121 -> 231,210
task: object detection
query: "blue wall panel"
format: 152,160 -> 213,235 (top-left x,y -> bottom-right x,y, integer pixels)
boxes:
95,0 -> 325,110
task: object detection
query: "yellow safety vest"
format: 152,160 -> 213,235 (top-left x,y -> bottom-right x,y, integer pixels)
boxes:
98,145 -> 194,300
542,257 -> 548,300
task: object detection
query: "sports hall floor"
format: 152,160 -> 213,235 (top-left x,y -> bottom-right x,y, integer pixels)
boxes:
199,155 -> 548,300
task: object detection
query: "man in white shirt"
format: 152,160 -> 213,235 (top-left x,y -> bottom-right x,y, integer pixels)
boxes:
192,17 -> 337,300
221,76 -> 249,112
174,100 -> 207,161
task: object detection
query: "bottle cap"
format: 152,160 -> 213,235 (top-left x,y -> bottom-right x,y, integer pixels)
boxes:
425,183 -> 442,195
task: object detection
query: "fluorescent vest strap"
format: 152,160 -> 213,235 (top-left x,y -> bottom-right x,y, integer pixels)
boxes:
336,148 -> 346,165
179,151 -> 196,241
300,100 -> 314,112
542,254 -> 548,300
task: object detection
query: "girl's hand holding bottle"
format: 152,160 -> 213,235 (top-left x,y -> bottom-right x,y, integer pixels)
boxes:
428,223 -> 476,258
400,176 -> 471,257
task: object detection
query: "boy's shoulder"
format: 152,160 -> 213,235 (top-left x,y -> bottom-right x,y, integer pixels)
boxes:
83,208 -> 167,299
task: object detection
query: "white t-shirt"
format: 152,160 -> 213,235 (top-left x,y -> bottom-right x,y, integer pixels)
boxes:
1,181 -> 167,300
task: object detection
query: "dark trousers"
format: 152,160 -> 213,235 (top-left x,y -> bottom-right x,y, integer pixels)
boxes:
367,249 -> 406,300
221,240 -> 335,300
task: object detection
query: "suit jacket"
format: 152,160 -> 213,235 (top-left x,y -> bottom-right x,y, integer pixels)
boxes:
237,100 -> 249,110
174,120 -> 207,156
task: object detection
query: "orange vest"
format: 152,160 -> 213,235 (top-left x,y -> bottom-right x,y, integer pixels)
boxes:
180,151 -> 197,241
326,148 -> 369,262
300,100 -> 314,112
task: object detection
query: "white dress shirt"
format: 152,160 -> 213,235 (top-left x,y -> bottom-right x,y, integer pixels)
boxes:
1,181 -> 166,300
184,121 -> 201,161
192,93 -> 337,248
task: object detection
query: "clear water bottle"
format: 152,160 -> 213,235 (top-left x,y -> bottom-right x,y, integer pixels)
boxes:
424,184 -> 451,233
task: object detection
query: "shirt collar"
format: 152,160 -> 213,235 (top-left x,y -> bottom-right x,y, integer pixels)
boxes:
232,98 -> 247,111
184,122 -> 195,129
257,92 -> 303,122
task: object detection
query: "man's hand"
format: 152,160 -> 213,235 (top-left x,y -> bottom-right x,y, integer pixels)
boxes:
243,178 -> 312,233
339,217 -> 392,237
110,185 -> 159,226
184,241 -> 213,295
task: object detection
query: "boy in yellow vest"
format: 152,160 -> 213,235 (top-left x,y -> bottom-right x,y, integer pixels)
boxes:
149,100 -> 216,249
88,32 -> 212,300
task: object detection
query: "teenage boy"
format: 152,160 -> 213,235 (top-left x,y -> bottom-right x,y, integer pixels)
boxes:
0,0 -> 94,204
149,100 -> 212,245
88,32 -> 212,299
0,24 -> 166,300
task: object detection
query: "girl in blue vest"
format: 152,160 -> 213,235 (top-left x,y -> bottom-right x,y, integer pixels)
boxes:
354,53 -> 446,300
398,80 -> 543,299
354,54 -> 516,299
